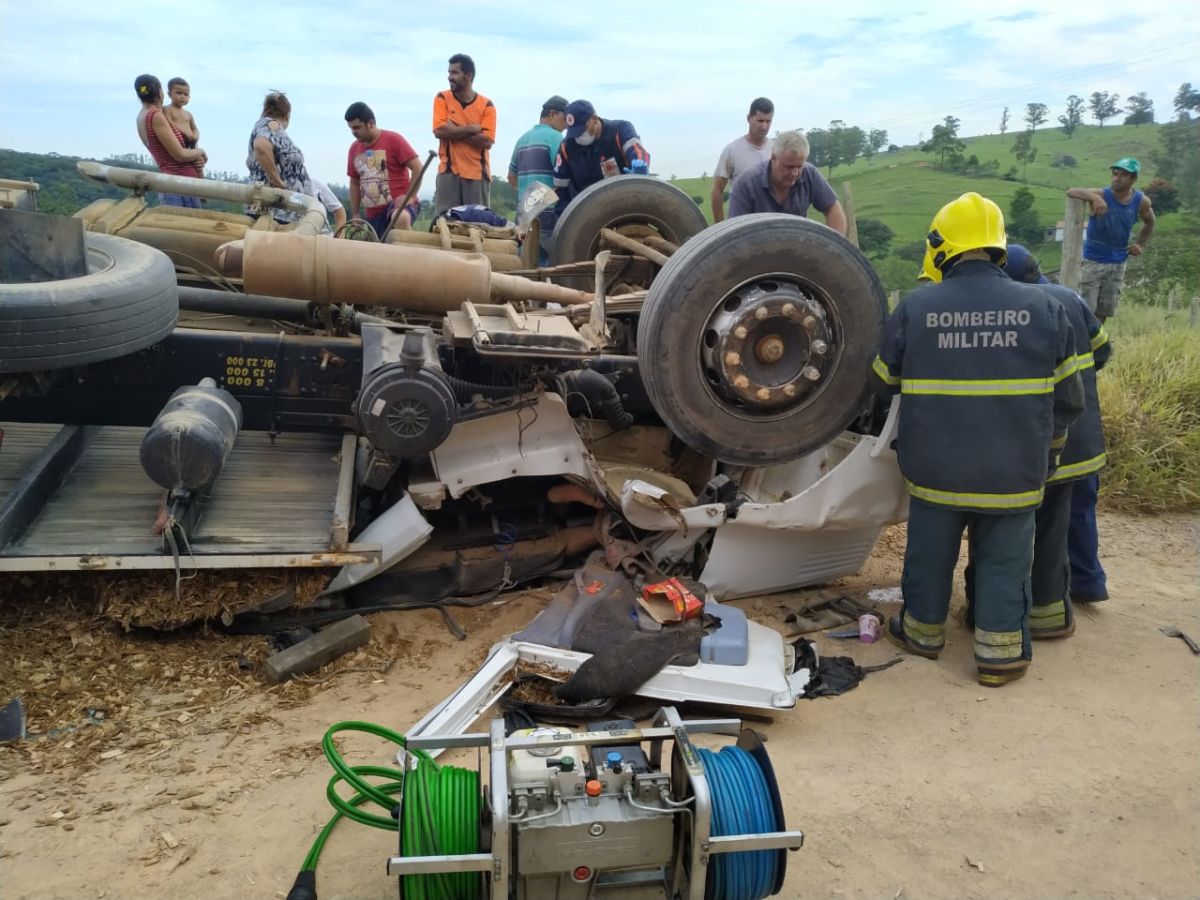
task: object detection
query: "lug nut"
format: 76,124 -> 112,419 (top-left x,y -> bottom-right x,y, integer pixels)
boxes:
782,384 -> 797,398
756,387 -> 772,402
734,326 -> 749,339
724,351 -> 741,366
812,340 -> 828,355
733,375 -> 751,389
803,366 -> 821,381
754,306 -> 770,320
803,316 -> 818,331
782,303 -> 797,317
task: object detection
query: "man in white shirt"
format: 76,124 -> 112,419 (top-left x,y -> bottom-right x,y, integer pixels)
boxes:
711,98 -> 774,222
308,178 -> 348,235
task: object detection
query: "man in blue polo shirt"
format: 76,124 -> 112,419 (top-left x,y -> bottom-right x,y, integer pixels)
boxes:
727,130 -> 847,234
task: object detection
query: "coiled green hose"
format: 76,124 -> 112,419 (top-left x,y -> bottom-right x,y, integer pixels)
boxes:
296,720 -> 481,900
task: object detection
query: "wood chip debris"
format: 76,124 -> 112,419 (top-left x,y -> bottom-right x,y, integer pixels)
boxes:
0,571 -> 419,772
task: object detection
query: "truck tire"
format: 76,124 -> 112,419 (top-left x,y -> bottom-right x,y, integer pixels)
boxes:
637,214 -> 886,467
0,232 -> 178,373
549,176 -> 707,289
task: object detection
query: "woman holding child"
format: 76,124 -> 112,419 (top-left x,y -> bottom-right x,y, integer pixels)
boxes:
133,74 -> 207,208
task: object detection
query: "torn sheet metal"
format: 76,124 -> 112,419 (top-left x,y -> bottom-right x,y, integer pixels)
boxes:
618,478 -> 726,532
696,399 -> 907,599
324,492 -> 432,593
431,393 -> 594,500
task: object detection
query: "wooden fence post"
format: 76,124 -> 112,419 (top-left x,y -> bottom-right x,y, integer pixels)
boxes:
1190,298 -> 1199,329
1060,197 -> 1087,292
842,182 -> 858,248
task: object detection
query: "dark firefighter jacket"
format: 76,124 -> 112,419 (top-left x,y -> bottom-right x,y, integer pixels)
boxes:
871,258 -> 1085,513
1037,283 -> 1111,483
551,118 -> 650,213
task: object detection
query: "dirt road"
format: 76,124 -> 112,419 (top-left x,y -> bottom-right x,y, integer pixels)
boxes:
1,511 -> 1197,899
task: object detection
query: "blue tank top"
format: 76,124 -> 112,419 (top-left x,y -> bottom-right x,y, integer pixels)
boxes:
1083,187 -> 1143,264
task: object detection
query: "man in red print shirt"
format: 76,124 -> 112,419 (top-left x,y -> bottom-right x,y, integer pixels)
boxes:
345,101 -> 423,237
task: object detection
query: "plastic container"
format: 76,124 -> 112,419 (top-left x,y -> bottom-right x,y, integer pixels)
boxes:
699,599 -> 750,665
858,614 -> 880,643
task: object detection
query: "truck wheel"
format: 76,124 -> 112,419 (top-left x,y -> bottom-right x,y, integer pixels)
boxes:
549,176 -> 707,289
637,214 -> 887,467
0,232 -> 178,373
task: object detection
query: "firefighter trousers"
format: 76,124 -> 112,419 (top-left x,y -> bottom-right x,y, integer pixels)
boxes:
901,498 -> 1033,668
1069,472 -> 1108,601
1030,480 -> 1076,636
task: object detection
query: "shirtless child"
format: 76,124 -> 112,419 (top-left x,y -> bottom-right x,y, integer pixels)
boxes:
164,77 -> 204,178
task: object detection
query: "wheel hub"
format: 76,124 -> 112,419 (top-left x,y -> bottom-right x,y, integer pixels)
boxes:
701,281 -> 833,411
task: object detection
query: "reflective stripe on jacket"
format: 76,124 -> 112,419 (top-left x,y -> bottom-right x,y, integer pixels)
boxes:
552,118 -> 648,212
871,259 -> 1085,513
1037,283 -> 1110,483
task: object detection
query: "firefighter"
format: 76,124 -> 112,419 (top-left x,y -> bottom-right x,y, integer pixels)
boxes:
1003,244 -> 1110,639
871,193 -> 1085,686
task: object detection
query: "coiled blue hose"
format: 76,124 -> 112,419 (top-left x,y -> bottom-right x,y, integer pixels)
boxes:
697,746 -> 781,900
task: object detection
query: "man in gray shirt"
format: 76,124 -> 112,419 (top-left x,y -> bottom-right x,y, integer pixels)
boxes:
727,130 -> 848,235
711,97 -> 774,222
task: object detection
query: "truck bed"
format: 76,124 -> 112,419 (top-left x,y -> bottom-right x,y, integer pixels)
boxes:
0,424 -> 377,571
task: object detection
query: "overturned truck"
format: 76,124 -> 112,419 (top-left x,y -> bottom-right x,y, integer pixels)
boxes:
0,164 -> 905,607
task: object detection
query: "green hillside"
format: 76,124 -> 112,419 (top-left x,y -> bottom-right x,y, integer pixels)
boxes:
674,123 -> 1173,290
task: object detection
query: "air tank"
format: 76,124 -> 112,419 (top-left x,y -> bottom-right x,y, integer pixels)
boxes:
139,378 -> 243,492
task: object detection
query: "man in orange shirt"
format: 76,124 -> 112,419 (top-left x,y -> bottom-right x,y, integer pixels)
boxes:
432,53 -> 496,220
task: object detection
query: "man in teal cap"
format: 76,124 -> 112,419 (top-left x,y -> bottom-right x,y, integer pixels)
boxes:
1066,157 -> 1155,323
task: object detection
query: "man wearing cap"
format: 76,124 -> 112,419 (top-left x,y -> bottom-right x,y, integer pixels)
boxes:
508,96 -> 567,205
727,130 -> 847,235
551,100 -> 650,214
1067,158 -> 1155,323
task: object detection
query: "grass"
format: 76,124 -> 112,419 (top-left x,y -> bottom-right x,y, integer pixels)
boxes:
1097,305 -> 1200,512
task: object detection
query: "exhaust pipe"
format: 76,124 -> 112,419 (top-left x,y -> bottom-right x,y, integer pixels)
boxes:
76,162 -> 328,236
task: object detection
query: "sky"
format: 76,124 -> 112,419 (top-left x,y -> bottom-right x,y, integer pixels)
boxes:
1,1 -> 1197,197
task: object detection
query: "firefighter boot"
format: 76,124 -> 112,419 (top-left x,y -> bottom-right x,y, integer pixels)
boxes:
1029,596 -> 1076,639
885,614 -> 943,660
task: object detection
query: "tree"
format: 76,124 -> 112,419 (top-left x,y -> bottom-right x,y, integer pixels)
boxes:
829,120 -> 865,170
857,218 -> 895,259
863,129 -> 888,164
1008,187 -> 1042,244
1010,131 -> 1038,181
1142,178 -> 1180,215
1024,102 -> 1048,132
920,115 -> 965,170
1153,117 -> 1200,208
806,127 -> 832,173
1058,95 -> 1084,138
999,106 -> 1010,142
1123,92 -> 1154,126
1089,91 -> 1121,127
1173,82 -> 1200,120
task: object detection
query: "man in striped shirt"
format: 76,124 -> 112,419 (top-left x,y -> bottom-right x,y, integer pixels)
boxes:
507,95 -> 567,207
